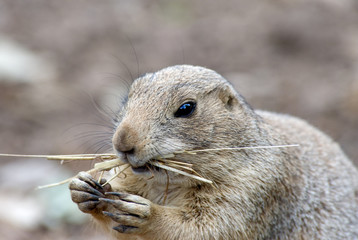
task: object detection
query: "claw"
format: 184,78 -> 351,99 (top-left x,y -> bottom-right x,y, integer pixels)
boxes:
69,173 -> 108,214
103,211 -> 116,218
99,198 -> 123,209
78,201 -> 101,213
98,178 -> 111,190
69,178 -> 105,197
103,211 -> 142,233
100,198 -> 117,205
77,172 -> 105,193
105,192 -> 125,197
70,190 -> 101,203
99,197 -> 150,218
105,192 -> 150,206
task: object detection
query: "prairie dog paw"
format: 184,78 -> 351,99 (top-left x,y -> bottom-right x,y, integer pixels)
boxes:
100,192 -> 152,234
69,171 -> 111,213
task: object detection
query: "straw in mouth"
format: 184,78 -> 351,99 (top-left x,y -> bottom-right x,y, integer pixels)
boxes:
0,144 -> 299,189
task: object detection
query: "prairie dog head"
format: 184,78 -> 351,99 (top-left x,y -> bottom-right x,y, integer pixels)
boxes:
112,65 -> 259,184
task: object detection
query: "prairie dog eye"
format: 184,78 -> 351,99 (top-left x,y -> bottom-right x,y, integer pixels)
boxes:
174,101 -> 196,118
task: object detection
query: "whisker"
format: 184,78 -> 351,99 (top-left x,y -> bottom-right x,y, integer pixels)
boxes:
79,136 -> 113,154
127,36 -> 141,79
85,91 -> 116,124
71,132 -> 113,141
65,131 -> 113,154
95,143 -> 113,154
64,122 -> 114,133
110,54 -> 134,82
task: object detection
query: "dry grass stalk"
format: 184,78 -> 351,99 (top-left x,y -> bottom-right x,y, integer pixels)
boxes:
101,164 -> 131,186
149,161 -> 213,184
176,144 -> 300,154
0,144 -> 299,189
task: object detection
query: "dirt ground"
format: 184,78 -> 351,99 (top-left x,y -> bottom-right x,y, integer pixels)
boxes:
0,0 -> 358,239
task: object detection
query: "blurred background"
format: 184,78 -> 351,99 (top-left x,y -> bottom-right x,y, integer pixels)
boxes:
0,0 -> 357,239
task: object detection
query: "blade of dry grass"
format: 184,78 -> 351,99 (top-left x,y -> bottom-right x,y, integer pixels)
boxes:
94,158 -> 125,171
0,153 -> 117,161
175,144 -> 300,154
36,177 -> 74,189
36,168 -> 99,189
1,144 -> 300,189
158,159 -> 193,167
101,164 -> 131,186
150,161 -> 213,184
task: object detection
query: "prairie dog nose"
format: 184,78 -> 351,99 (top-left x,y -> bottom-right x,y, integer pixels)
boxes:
112,124 -> 138,154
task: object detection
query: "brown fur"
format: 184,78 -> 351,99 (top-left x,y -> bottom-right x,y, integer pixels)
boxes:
70,65 -> 358,239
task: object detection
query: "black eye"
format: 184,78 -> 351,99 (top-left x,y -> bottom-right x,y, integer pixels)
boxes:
174,101 -> 196,118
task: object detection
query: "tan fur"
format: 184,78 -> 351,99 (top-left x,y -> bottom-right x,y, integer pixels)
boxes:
71,65 -> 358,239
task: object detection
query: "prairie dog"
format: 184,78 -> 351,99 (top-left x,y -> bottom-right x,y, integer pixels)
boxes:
70,65 -> 358,239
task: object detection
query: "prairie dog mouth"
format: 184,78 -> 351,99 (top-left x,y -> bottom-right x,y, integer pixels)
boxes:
131,165 -> 149,173
130,162 -> 161,174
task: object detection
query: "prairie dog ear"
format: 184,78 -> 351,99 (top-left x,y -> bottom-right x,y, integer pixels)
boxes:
216,85 -> 239,111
